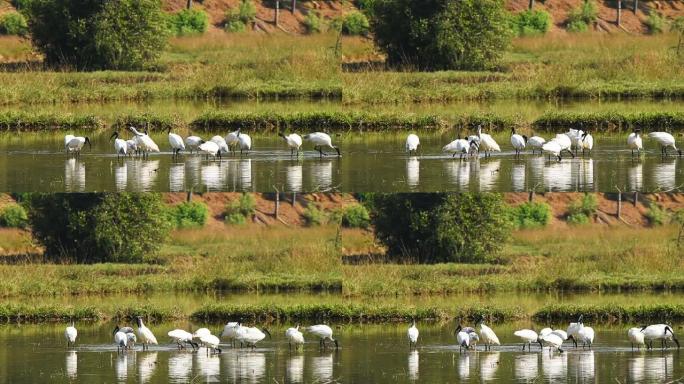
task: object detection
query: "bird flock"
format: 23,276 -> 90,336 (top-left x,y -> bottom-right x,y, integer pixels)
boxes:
64,319 -> 338,355
63,126 -> 680,164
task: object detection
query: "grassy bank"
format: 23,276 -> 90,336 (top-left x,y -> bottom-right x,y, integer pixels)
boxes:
4,109 -> 684,133
343,225 -> 684,296
0,33 -> 683,105
3,302 -> 684,324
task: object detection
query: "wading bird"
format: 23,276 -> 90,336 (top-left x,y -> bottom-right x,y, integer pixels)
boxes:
64,320 -> 77,348
167,127 -> 185,158
628,327 -> 646,350
641,324 -> 680,350
478,318 -> 500,351
443,136 -> 478,159
128,126 -> 159,158
198,140 -> 220,160
539,332 -> 564,354
407,320 -> 419,349
221,322 -> 241,347
238,132 -> 252,155
649,132 -> 682,157
200,333 -> 222,355
225,129 -> 240,154
406,134 -> 420,155
113,326 -> 128,354
627,129 -> 643,158
168,329 -> 198,350
136,317 -> 158,351
567,315 -> 583,348
236,326 -> 271,349
510,128 -> 527,159
184,135 -> 202,154
304,133 -> 341,158
64,135 -> 91,157
477,125 -> 501,158
581,131 -> 594,156
286,325 -> 305,350
306,325 -> 338,350
513,329 -> 539,352
280,133 -> 303,157
527,134 -> 546,155
110,132 -> 128,159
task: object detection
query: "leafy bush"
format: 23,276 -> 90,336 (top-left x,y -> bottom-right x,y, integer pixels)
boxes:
10,0 -> 31,10
646,205 -> 670,227
354,0 -> 375,16
0,12 -> 28,36
509,202 -> 552,229
510,10 -> 551,37
25,0 -> 168,70
170,201 -> 209,229
645,13 -> 666,35
224,193 -> 256,225
168,9 -> 209,36
566,0 -> 597,33
224,0 -> 255,33
0,204 -> 28,229
303,205 -> 326,227
304,12 -> 322,34
27,194 -> 171,263
341,204 -> 371,229
372,193 -> 511,263
372,0 -> 511,70
342,11 -> 369,36
566,194 -> 597,225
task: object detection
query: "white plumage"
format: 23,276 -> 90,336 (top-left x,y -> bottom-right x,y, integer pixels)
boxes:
113,327 -> 128,353
200,333 -> 222,354
649,132 -> 682,157
306,325 -> 338,349
542,140 -> 563,161
168,329 -> 197,350
281,133 -> 303,156
236,326 -> 270,348
510,128 -> 527,158
641,324 -> 680,350
110,132 -> 128,159
136,317 -> 158,351
65,136 -> 91,156
628,327 -> 646,349
407,320 -> 419,348
478,321 -> 500,350
513,329 -> 538,351
184,135 -> 202,154
286,325 -> 305,349
210,135 -> 230,155
456,328 -> 470,352
167,127 -> 185,157
528,135 -> 546,154
577,326 -> 595,349
238,132 -> 252,154
198,140 -> 220,159
551,329 -> 568,341
477,125 -> 501,158
567,316 -> 583,348
304,132 -> 341,157
540,333 -> 564,353
406,134 -> 420,154
225,129 -> 240,153
443,137 -> 477,159
627,130 -> 643,157
65,321 -> 77,347
128,126 -> 160,157
581,132 -> 594,155
220,322 -> 241,345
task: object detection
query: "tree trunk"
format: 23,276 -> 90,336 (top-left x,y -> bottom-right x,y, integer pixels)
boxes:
617,192 -> 622,218
617,0 -> 622,26
633,0 -> 638,14
275,0 -> 280,26
292,0 -> 296,14
186,0 -> 192,9
528,0 -> 534,10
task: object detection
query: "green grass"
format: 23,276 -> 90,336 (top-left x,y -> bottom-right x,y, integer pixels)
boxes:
0,33 -> 683,105
533,304 -> 684,323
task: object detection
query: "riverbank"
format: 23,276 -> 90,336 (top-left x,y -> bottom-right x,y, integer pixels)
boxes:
0,33 -> 683,105
3,302 -> 684,324
4,109 -> 684,133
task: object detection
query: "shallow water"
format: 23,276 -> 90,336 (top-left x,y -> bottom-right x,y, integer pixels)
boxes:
0,132 -> 681,192
1,322 -> 682,383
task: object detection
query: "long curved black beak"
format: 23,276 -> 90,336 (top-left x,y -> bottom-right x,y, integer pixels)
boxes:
85,137 -> 92,150
454,325 -> 461,335
110,132 -> 118,141
538,340 -> 544,350
112,326 -> 119,336
262,328 -> 272,339
334,339 -> 339,349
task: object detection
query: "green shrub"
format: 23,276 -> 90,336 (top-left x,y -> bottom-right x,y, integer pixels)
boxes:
170,201 -> 209,229
224,193 -> 256,225
224,0 -> 255,32
0,12 -> 28,36
10,0 -> 31,10
566,194 -> 597,225
27,193 -> 171,263
303,205 -> 326,226
304,12 -> 322,34
510,10 -> 552,37
354,0 -> 375,16
342,11 -> 369,36
372,194 -> 511,264
645,13 -> 666,35
510,202 -> 552,229
0,204 -> 28,229
646,205 -> 670,227
25,0 -> 168,70
225,19 -> 247,33
372,0 -> 511,70
168,8 -> 209,36
566,0 -> 597,33
341,204 -> 371,229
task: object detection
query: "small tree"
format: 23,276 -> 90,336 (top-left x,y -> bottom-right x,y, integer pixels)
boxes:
372,0 -> 511,70
28,193 -> 171,263
25,0 -> 168,70
672,17 -> 684,55
371,193 -> 511,263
